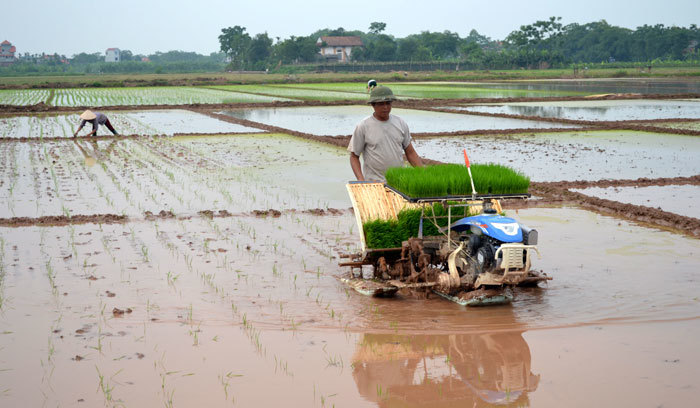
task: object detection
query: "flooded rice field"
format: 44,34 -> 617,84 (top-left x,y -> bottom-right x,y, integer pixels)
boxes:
220,105 -> 578,136
0,110 -> 261,139
277,82 -> 585,98
0,134 -> 347,218
448,99 -> 700,121
413,130 -> 700,181
572,184 -> 700,218
210,85 -> 370,101
1,83 -> 699,407
477,78 -> 700,95
50,86 -> 292,106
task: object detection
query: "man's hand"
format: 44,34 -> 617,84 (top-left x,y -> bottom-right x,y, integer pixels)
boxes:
404,144 -> 424,167
350,153 -> 365,181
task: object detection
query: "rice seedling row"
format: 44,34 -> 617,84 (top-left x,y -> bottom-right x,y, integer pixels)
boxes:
0,111 -> 260,139
0,89 -> 50,106
208,85 -> 368,101
385,163 -> 530,198
51,87 -> 289,107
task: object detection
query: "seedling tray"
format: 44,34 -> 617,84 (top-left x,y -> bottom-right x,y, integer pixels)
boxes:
384,184 -> 530,203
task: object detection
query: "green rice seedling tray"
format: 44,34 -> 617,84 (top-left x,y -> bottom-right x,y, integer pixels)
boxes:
385,163 -> 530,199
384,184 -> 530,203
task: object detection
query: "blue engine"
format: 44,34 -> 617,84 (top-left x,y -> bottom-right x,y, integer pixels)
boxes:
450,214 -> 524,243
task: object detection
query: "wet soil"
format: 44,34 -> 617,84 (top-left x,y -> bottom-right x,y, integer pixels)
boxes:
1,207 -> 698,407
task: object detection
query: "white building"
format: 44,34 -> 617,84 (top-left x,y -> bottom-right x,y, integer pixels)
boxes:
105,48 -> 121,63
316,36 -> 363,62
0,40 -> 17,65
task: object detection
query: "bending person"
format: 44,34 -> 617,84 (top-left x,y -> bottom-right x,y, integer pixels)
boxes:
73,110 -> 119,137
349,85 -> 423,182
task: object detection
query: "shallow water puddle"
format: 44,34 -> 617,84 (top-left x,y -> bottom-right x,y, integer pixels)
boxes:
219,105 -> 578,136
414,130 -> 700,181
449,99 -> 700,121
572,184 -> 700,218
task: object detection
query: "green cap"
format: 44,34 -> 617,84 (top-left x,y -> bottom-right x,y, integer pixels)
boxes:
368,86 -> 397,104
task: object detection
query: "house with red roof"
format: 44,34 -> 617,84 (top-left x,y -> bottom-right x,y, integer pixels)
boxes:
0,40 -> 17,65
316,36 -> 363,62
105,48 -> 121,62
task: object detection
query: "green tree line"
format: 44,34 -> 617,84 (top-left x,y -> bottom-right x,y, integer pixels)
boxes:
219,19 -> 700,70
2,18 -> 698,77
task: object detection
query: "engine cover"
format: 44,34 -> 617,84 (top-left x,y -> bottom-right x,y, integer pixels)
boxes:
451,214 -> 523,243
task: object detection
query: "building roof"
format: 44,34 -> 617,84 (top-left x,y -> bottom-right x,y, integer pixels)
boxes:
317,36 -> 363,47
1,40 -> 11,45
9,46 -> 15,53
106,48 -> 120,52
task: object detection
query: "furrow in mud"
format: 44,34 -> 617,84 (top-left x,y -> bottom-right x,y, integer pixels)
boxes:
0,208 -> 350,227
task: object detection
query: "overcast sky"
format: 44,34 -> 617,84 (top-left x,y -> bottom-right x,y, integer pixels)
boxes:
4,0 -> 699,56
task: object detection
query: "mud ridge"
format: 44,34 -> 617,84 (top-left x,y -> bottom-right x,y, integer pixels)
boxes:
0,132 -> 273,143
532,175 -> 700,190
0,213 -> 128,227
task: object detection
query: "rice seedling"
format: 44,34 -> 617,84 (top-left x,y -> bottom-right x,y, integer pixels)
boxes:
363,202 -> 478,248
385,163 -> 529,198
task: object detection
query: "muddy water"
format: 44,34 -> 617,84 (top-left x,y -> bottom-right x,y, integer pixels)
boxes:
414,130 -> 700,181
219,105 -> 578,136
571,184 -> 700,218
450,99 -> 700,121
1,205 -> 699,407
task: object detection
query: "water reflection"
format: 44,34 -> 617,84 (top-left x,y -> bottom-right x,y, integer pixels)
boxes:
462,102 -> 700,121
352,329 -> 539,407
73,139 -> 118,167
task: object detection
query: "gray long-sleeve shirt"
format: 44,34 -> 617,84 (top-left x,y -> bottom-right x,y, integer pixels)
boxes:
79,112 -> 108,130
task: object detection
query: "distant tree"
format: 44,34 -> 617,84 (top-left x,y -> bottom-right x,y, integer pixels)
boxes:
397,37 -> 431,61
120,50 -> 134,61
368,35 -> 397,61
369,22 -> 387,35
247,33 -> 273,69
506,16 -> 563,47
273,36 -> 318,63
70,52 -> 103,64
219,26 -> 252,68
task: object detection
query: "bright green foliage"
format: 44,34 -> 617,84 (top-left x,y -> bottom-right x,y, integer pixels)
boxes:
364,219 -> 403,249
363,203 -> 476,248
385,164 -> 529,198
